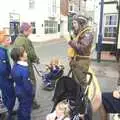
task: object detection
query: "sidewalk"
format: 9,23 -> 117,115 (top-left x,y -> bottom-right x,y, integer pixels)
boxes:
33,37 -> 66,46
91,47 -> 116,61
32,37 -> 117,62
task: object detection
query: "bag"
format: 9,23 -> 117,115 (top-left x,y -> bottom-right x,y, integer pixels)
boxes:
69,56 -> 90,86
51,74 -> 92,120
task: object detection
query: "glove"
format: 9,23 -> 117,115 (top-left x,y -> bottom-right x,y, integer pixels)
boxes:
35,57 -> 40,64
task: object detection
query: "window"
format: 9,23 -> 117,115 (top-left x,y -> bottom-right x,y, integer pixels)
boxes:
70,5 -> 73,11
48,0 -> 56,17
29,0 -> 35,9
31,22 -> 36,34
104,14 -> 118,39
52,0 -> 56,16
44,20 -> 57,34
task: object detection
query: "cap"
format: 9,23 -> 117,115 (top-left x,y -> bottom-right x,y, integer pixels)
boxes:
20,22 -> 31,33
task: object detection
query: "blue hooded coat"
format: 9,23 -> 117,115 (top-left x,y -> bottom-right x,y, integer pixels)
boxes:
0,45 -> 15,120
11,62 -> 33,120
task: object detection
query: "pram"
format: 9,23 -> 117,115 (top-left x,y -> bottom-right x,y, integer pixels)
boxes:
51,71 -> 93,120
33,63 -> 64,91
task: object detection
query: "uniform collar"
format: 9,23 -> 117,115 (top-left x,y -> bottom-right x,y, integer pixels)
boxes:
19,33 -> 28,38
17,61 -> 28,66
0,44 -> 7,50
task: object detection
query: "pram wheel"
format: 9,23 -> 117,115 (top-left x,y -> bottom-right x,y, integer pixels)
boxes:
42,83 -> 54,91
43,86 -> 54,91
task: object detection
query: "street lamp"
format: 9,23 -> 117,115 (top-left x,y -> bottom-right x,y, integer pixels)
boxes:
97,0 -> 104,62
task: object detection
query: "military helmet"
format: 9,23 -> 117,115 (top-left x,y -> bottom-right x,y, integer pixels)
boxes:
72,14 -> 88,25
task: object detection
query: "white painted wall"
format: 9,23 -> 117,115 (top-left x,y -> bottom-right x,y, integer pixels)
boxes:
104,3 -> 118,14
94,0 -> 118,44
0,0 -> 28,27
60,15 -> 68,37
0,0 -> 68,42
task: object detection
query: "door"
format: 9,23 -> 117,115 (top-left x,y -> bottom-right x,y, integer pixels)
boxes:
10,21 -> 20,44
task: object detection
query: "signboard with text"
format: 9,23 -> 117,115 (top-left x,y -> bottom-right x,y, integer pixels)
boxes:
9,13 -> 20,22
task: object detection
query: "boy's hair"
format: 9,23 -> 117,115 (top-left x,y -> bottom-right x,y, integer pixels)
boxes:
11,47 -> 25,63
56,100 -> 70,117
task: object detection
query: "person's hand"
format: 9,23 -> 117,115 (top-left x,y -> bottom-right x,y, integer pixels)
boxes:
113,90 -> 120,99
35,57 -> 40,64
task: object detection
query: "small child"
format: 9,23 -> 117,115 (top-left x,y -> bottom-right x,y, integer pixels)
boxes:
11,47 -> 34,120
46,100 -> 70,120
43,57 -> 64,90
47,57 -> 63,78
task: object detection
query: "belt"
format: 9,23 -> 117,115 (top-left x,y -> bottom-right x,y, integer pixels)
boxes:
72,55 -> 90,61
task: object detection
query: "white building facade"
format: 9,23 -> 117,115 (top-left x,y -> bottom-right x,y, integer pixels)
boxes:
94,0 -> 119,51
0,0 -> 69,42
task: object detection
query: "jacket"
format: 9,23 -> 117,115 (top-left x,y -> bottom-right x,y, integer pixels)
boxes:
68,26 -> 93,57
13,34 -> 38,84
11,63 -> 33,97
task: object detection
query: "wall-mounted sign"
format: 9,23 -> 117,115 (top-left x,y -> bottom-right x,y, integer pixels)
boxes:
9,13 -> 20,22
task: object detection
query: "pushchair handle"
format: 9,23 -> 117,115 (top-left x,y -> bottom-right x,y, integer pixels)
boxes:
67,70 -> 92,85
59,65 -> 64,70
83,72 -> 92,85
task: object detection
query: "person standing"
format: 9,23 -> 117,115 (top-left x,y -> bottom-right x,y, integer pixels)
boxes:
13,22 -> 40,109
0,29 -> 16,120
67,14 -> 101,113
68,15 -> 93,84
11,47 -> 34,120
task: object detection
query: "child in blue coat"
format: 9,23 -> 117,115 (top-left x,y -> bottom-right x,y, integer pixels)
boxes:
0,29 -> 16,120
42,57 -> 64,90
11,47 -> 34,120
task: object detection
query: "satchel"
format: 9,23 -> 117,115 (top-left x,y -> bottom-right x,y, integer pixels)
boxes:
69,56 -> 91,86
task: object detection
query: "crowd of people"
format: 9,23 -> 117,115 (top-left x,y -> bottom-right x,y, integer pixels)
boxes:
0,22 -> 40,120
0,13 -> 119,120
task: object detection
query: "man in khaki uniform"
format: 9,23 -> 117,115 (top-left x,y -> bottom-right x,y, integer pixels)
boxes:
68,15 -> 93,86
13,22 -> 40,109
68,15 -> 102,113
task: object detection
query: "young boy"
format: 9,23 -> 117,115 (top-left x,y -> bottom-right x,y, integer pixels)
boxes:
0,29 -> 16,120
11,47 -> 34,120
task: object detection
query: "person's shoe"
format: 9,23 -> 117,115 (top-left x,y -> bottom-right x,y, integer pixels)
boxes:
44,86 -> 54,91
32,101 -> 40,109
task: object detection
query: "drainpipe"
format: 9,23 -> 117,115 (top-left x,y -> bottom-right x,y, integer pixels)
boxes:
79,0 -> 80,12
97,0 -> 104,62
116,0 -> 120,61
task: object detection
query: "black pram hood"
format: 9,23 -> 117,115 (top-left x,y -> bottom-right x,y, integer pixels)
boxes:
52,76 -> 79,102
52,76 -> 92,120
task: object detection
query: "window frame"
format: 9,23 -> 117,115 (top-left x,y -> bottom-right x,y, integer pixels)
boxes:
104,13 -> 118,40
29,0 -> 35,9
44,20 -> 57,34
